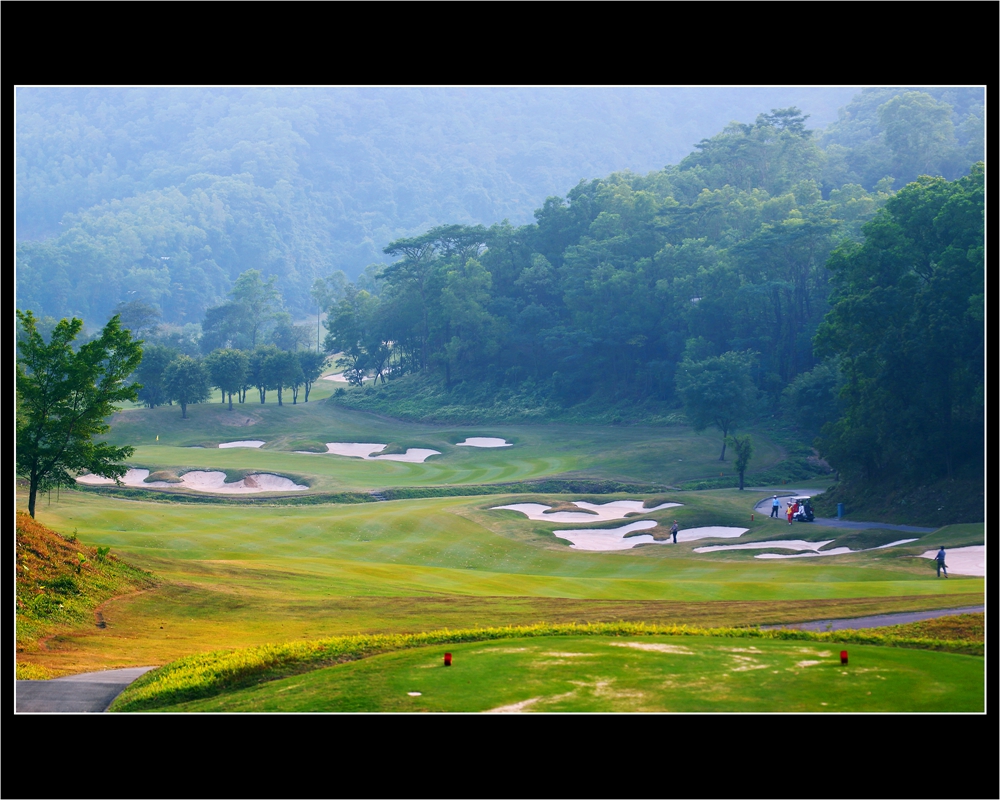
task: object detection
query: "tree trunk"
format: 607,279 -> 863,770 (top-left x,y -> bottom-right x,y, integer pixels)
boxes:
228,392 -> 234,411
277,387 -> 283,406
738,470 -> 745,490
719,425 -> 729,460
28,471 -> 38,518
181,401 -> 188,419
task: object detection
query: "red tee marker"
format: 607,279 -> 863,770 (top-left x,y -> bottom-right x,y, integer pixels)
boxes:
444,652 -> 452,666
840,650 -> 848,665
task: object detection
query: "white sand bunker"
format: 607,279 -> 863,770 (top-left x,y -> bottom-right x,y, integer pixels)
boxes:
322,372 -> 368,383
77,468 -> 173,488
456,437 -> 512,448
77,468 -> 306,494
919,546 -> 984,576
554,520 -> 659,550
320,443 -> 441,463
674,527 -> 749,543
553,524 -> 748,550
219,440 -> 265,449
749,538 -> 918,560
493,500 -> 681,523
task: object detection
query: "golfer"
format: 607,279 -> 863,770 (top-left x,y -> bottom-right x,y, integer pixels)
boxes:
770,496 -> 780,518
786,502 -> 794,525
936,547 -> 948,578
670,521 -> 679,544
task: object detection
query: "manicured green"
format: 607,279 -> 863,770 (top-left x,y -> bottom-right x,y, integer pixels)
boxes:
111,626 -> 984,713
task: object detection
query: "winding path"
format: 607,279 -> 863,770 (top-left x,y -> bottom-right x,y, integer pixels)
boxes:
761,605 -> 984,632
752,492 -> 936,533
16,667 -> 156,713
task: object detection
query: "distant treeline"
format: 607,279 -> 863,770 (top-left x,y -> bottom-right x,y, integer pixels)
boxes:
16,87 -> 982,327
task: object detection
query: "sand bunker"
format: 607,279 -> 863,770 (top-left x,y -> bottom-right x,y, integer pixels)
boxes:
696,539 -> 838,554
321,372 -> 368,383
319,443 -> 441,462
493,500 -> 682,523
553,521 -> 659,550
674,527 -> 748,543
919,546 -> 985,576
752,538 -> 918,560
551,523 -> 748,550
456,437 -> 512,448
218,440 -> 265,449
76,468 -> 306,494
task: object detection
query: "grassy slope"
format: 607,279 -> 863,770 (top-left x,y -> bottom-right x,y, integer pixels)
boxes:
94,396 -> 787,493
26,487 -> 982,675
21,398 -> 983,686
16,512 -> 156,677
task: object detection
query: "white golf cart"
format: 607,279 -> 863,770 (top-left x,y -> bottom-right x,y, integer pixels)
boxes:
790,496 -> 815,522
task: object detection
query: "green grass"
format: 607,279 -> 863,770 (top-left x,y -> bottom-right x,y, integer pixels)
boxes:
19,398 -> 982,702
110,626 -> 984,713
96,398 -> 789,493
24,484 -> 981,677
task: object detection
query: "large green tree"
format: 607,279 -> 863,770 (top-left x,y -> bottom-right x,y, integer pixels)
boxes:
16,311 -> 143,518
814,164 -> 984,482
675,350 -> 761,460
163,356 -> 211,418
205,348 -> 250,410
135,343 -> 180,408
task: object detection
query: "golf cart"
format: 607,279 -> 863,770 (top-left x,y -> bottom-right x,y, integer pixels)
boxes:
791,496 -> 815,522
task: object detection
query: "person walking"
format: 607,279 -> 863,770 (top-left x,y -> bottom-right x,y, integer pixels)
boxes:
771,496 -> 780,518
670,521 -> 679,544
936,547 -> 948,578
786,503 -> 794,525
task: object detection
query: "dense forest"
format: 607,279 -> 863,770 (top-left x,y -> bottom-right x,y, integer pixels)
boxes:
16,87 -> 985,506
21,85 -> 980,326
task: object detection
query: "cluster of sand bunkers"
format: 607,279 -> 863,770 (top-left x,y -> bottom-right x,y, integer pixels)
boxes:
492,500 -> 747,551
74,436 -> 984,574
75,438 -> 513,494
77,468 -> 308,493
489,499 -> 985,573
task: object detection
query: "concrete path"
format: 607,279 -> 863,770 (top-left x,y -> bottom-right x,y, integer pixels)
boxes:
761,605 -> 984,632
16,666 -> 156,713
752,493 -> 936,533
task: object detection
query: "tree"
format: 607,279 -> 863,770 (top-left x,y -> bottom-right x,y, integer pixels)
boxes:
675,350 -> 761,460
727,434 -> 754,490
111,299 -> 161,341
297,350 -> 326,402
16,311 -> 143,518
135,343 -> 180,408
813,165 -> 984,483
249,345 -> 280,403
264,349 -> 303,406
163,356 -> 211,418
229,269 -> 281,348
204,348 -> 250,410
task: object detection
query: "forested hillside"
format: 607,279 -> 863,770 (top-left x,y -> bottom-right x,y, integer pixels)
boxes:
14,85 -> 935,326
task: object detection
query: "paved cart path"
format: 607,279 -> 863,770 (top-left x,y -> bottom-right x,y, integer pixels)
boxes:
752,492 -> 937,533
16,667 -> 156,713
761,605 -> 984,632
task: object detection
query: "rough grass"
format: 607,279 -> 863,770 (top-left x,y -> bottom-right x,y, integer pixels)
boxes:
16,512 -> 156,675
865,613 -> 984,644
109,622 -> 983,712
